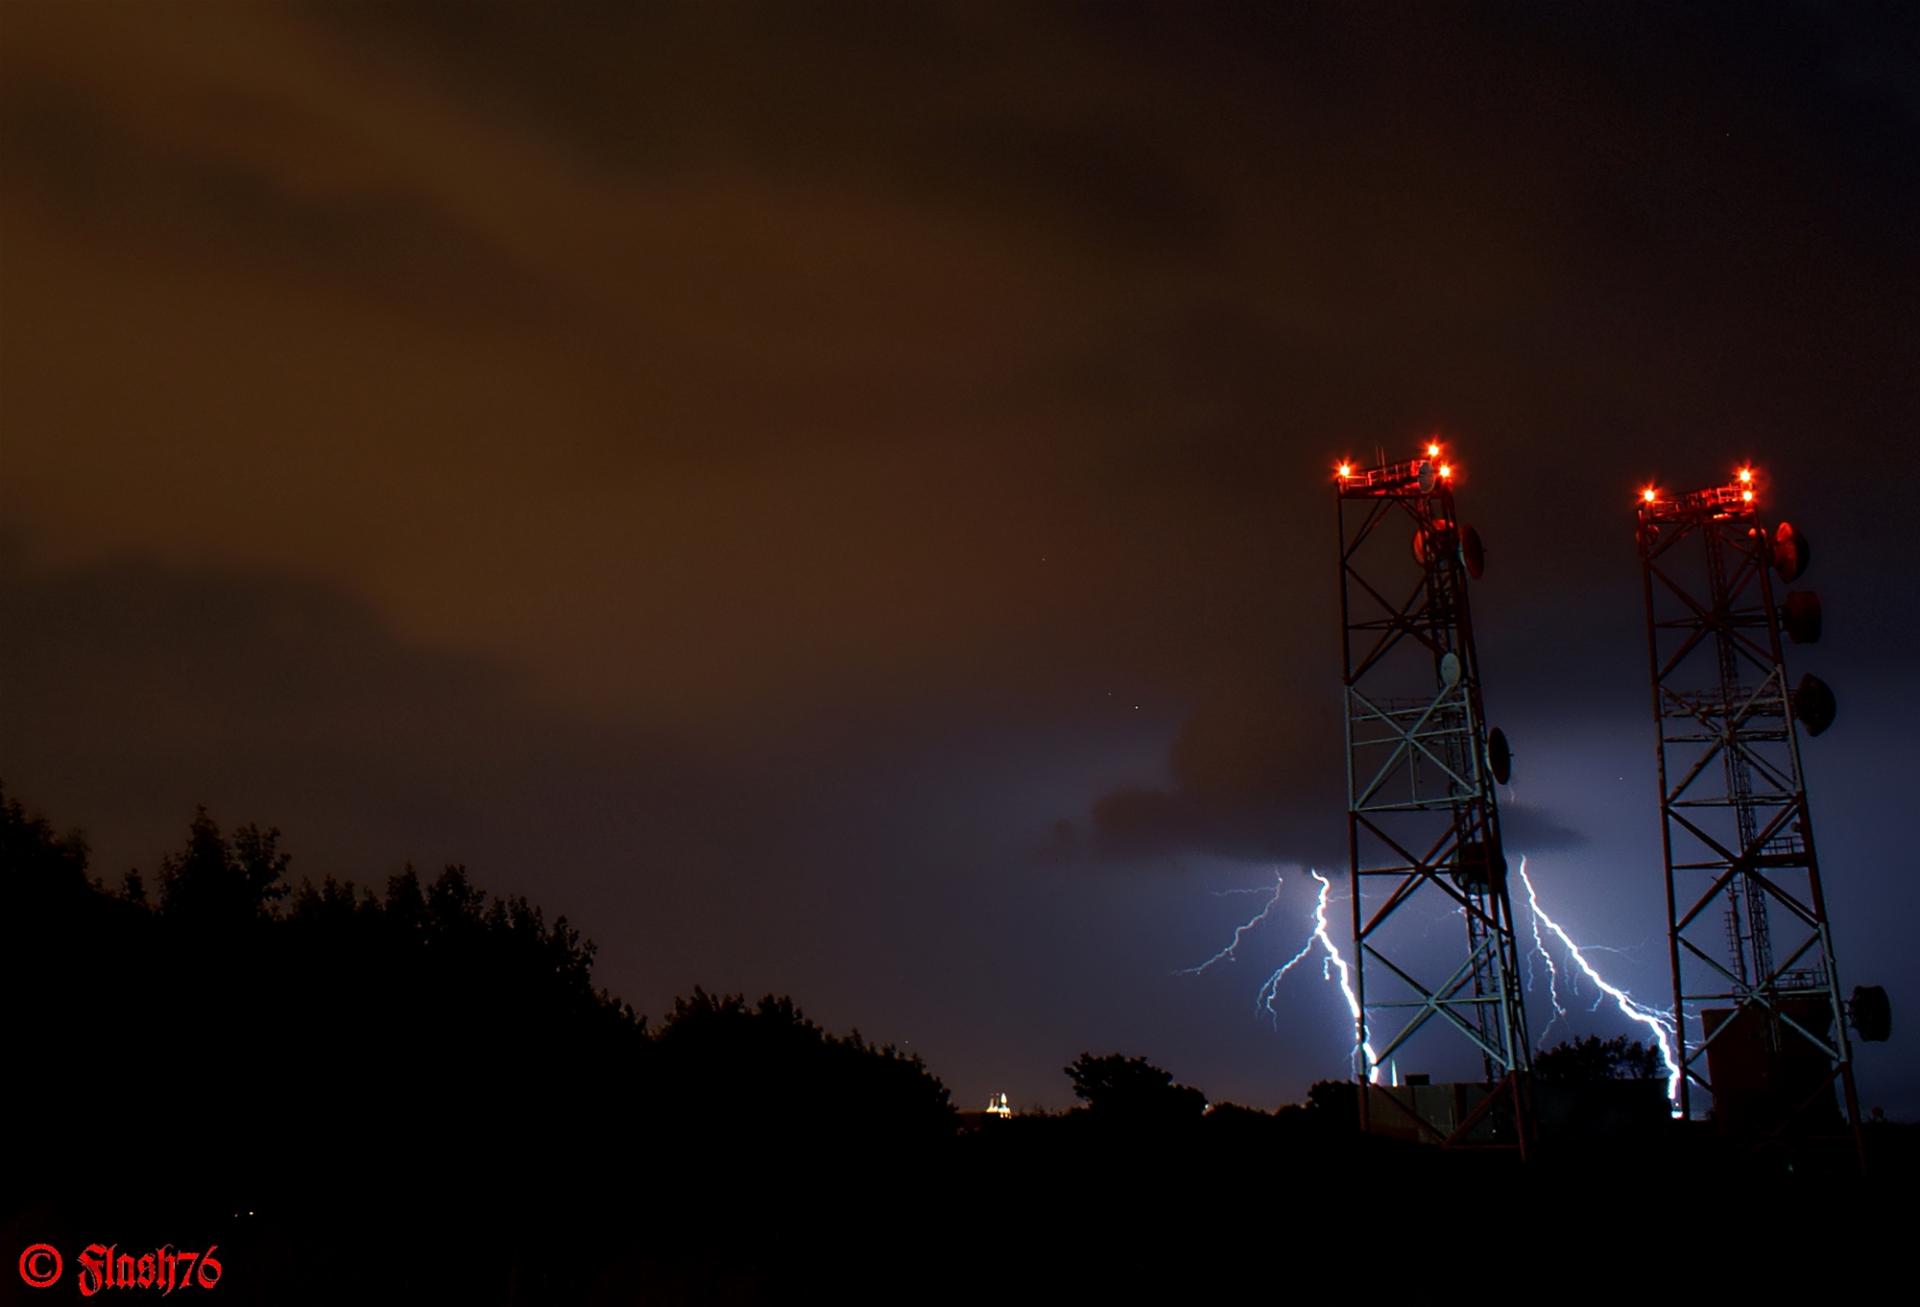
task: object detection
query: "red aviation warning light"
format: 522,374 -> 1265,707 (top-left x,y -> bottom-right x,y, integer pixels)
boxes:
1426,441 -> 1442,458
1641,486 -> 1659,504
1337,461 -> 1353,479
1438,462 -> 1454,480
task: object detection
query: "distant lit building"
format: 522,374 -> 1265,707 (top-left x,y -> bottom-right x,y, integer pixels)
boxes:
957,1092 -> 1014,1132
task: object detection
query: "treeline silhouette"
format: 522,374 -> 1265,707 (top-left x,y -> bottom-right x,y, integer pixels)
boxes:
3,788 -> 955,1167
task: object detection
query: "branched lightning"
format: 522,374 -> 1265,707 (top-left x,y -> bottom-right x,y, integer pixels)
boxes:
1523,882 -> 1568,1045
1251,871 -> 1379,1082
1174,871 -> 1284,975
1517,856 -> 1681,1105
1183,868 -> 1377,1078
1254,912 -> 1321,1002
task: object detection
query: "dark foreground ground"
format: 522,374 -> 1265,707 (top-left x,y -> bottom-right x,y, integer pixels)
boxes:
7,1117 -> 1915,1305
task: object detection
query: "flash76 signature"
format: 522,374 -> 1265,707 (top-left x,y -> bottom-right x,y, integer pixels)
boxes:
17,1243 -> 222,1296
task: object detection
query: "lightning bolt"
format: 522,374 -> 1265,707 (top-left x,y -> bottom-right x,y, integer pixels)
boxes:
1253,908 -> 1322,1000
1516,856 -> 1681,1107
1174,870 -> 1284,975
1523,878 -> 1568,1045
1253,870 -> 1380,1083
1182,870 -> 1398,1084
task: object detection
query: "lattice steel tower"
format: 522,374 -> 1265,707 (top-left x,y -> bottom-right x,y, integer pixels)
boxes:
1636,466 -> 1869,1155
1337,441 -> 1531,1149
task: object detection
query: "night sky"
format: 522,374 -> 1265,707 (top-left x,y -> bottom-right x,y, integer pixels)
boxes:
4,2 -> 1915,1115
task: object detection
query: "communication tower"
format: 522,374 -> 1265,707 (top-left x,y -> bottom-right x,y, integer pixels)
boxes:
1635,466 -> 1884,1157
1336,442 -> 1532,1149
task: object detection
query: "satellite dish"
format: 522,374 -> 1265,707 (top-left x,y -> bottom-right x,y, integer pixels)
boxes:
1439,651 -> 1462,688
1793,672 -> 1837,737
1782,590 -> 1822,644
1772,522 -> 1811,583
1486,727 -> 1512,785
1459,525 -> 1485,579
1417,460 -> 1438,494
1851,985 -> 1892,1043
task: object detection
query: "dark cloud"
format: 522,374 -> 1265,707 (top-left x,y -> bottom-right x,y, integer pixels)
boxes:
1497,804 -> 1589,854
0,56 -> 553,333
1084,684 -> 1343,867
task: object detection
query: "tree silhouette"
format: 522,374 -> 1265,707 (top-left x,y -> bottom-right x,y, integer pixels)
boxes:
0,780 -> 91,910
1302,1077 -> 1360,1132
653,988 -> 954,1143
1063,1052 -> 1206,1123
158,805 -> 288,925
1533,1033 -> 1664,1083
